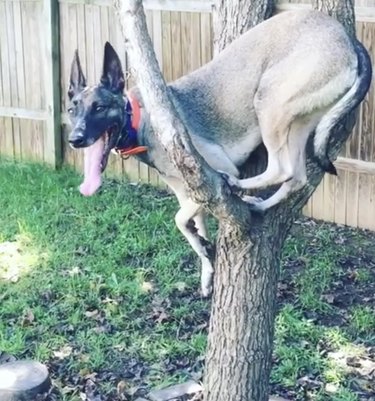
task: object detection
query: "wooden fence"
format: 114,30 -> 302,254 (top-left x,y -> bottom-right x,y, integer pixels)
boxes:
1,0 -> 375,230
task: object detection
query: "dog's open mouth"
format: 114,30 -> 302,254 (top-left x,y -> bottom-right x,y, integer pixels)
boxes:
79,130 -> 118,197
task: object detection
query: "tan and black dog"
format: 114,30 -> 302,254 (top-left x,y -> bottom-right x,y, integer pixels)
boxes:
68,10 -> 372,296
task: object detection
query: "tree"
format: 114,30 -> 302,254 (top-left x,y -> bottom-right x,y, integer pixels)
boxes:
113,1 -> 364,400
213,0 -> 274,53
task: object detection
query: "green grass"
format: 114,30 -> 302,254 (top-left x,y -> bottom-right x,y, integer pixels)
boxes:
349,306 -> 375,338
0,160 -> 374,401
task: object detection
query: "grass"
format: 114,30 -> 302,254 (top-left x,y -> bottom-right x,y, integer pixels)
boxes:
0,160 -> 374,401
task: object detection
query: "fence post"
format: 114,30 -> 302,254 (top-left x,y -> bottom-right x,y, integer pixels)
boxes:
43,0 -> 62,167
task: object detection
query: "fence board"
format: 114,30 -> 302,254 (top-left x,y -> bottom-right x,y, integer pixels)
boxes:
162,11 -> 173,82
333,169 -> 347,225
59,1 -> 73,167
12,0 -> 24,157
23,0 -> 45,161
0,1 -> 14,158
346,171 -> 360,227
200,12 -> 212,64
6,1 -> 21,160
43,0 -> 62,166
171,12 -> 183,80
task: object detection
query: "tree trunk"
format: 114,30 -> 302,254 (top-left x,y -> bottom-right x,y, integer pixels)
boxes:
204,1 -> 357,401
213,0 -> 274,53
204,221 -> 287,401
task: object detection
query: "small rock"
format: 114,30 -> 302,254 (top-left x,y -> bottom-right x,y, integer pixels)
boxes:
148,381 -> 202,401
346,356 -> 362,368
325,383 -> 339,394
297,376 -> 323,390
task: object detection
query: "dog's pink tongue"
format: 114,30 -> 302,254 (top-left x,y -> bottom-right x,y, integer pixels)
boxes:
79,138 -> 104,196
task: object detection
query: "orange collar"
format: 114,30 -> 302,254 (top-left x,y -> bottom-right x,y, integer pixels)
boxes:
128,92 -> 141,131
114,92 -> 147,157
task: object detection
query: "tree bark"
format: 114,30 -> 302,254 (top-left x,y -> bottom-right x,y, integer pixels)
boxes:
112,1 -> 360,401
213,0 -> 274,53
204,221 -> 287,401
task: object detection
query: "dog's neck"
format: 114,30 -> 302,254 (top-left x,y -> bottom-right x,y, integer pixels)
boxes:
114,92 -> 147,157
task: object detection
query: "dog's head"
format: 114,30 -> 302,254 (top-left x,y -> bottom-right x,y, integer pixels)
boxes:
68,42 -> 127,196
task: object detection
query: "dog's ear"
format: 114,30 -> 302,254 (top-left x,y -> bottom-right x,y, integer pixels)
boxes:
100,42 -> 125,94
68,50 -> 86,100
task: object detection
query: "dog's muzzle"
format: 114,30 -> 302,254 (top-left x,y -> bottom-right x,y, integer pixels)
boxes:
69,130 -> 86,148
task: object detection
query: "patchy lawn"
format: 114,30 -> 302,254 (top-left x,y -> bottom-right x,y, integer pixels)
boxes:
0,160 -> 374,401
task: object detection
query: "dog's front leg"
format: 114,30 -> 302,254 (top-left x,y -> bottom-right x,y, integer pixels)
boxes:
194,211 -> 208,240
175,201 -> 214,297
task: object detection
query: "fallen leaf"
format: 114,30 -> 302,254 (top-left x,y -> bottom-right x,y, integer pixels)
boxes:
61,385 -> 76,394
117,380 -> 128,398
85,310 -> 99,319
79,368 -> 91,377
68,266 -> 82,276
346,356 -> 362,368
53,345 -> 73,359
156,311 -> 169,324
325,383 -> 339,394
297,376 -> 323,390
278,283 -> 288,291
348,270 -> 359,281
174,281 -> 189,292
21,309 -> 35,326
321,294 -> 335,304
141,281 -> 153,293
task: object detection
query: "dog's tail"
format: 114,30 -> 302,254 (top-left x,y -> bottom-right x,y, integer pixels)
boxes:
313,39 -> 372,175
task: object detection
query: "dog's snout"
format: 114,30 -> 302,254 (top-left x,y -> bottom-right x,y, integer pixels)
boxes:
69,131 -> 86,148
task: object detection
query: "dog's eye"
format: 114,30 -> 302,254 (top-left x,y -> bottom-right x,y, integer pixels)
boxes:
67,107 -> 74,114
94,105 -> 106,113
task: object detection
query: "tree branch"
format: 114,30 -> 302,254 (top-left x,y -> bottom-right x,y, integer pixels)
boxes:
112,0 -> 252,226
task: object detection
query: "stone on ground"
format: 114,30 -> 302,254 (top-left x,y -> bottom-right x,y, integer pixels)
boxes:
0,360 -> 51,401
148,380 -> 202,401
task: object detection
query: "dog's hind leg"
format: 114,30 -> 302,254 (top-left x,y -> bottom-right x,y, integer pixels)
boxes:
225,65 -> 327,193
226,111 -> 295,191
242,119 -> 311,211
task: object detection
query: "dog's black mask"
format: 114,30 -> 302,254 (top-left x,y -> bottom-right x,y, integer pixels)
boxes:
67,42 -> 128,196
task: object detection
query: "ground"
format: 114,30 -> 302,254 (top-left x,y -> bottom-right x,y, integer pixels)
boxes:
0,161 -> 374,401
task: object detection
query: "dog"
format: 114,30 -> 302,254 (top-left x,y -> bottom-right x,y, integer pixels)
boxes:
67,10 -> 372,296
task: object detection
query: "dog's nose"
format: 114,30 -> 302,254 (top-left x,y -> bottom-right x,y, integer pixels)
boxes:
69,131 -> 85,148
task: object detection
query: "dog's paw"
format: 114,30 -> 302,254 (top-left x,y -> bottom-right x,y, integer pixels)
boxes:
218,170 -> 240,188
201,259 -> 213,298
201,284 -> 213,298
241,195 -> 266,214
242,195 -> 263,204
